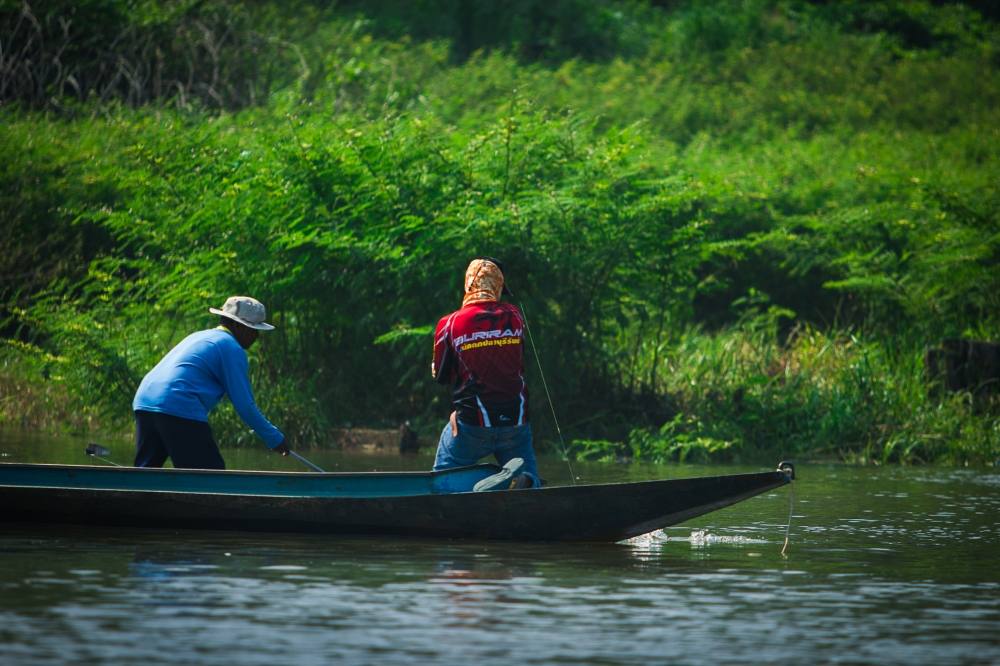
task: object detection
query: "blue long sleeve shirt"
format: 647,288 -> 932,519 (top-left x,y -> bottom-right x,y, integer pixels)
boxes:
132,328 -> 284,448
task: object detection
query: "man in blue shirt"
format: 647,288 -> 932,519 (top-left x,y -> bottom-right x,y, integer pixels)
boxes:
132,296 -> 289,469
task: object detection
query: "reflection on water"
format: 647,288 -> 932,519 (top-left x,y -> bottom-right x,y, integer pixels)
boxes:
1,428 -> 999,664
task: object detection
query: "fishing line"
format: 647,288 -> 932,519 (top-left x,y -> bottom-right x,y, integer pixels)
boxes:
781,483 -> 795,557
518,301 -> 577,486
470,257 -> 577,485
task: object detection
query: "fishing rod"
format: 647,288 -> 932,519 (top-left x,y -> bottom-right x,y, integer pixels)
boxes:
473,256 -> 578,485
84,442 -> 326,473
287,449 -> 325,473
511,293 -> 578,486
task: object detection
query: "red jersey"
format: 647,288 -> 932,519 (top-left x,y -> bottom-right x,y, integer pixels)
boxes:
432,301 -> 529,427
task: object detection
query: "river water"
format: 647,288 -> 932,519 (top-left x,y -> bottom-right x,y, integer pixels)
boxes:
1,429 -> 998,665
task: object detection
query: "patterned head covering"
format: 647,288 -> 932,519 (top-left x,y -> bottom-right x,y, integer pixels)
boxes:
462,258 -> 505,307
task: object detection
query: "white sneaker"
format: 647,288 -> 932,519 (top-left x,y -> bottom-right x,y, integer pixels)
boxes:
473,458 -> 525,492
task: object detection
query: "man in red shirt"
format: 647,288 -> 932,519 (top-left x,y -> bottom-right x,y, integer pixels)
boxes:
431,257 -> 538,489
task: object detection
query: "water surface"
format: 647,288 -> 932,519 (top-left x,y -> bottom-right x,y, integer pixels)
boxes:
2,430 -> 998,665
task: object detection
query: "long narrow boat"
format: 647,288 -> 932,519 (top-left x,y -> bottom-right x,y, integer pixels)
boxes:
0,461 -> 793,542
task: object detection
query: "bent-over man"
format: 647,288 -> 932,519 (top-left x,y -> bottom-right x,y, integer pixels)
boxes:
132,295 -> 289,469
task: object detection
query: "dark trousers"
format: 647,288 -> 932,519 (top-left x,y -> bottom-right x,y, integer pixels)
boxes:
134,410 -> 225,470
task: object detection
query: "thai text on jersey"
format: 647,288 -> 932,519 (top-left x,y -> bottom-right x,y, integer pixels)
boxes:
433,301 -> 529,427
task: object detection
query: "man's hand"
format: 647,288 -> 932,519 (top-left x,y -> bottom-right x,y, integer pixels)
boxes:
449,410 -> 458,437
274,441 -> 290,456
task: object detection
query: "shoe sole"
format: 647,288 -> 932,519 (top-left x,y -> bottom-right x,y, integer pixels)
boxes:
473,458 -> 525,492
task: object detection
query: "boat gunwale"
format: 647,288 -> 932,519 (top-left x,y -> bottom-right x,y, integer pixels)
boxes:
0,461 -> 492,479
0,462 -> 791,494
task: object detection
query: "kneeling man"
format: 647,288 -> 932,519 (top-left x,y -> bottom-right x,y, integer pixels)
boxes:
431,258 -> 539,489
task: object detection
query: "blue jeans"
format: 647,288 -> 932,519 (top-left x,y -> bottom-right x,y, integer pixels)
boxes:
433,420 -> 539,485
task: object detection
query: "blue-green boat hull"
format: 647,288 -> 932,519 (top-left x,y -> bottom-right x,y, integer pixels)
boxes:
0,463 -> 791,542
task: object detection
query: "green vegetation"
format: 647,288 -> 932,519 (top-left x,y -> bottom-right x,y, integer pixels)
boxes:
2,0 -> 998,464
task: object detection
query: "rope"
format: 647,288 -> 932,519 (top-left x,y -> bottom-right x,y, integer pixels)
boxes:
519,302 -> 577,485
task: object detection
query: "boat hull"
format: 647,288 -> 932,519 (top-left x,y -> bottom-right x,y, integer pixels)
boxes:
1,463 -> 791,542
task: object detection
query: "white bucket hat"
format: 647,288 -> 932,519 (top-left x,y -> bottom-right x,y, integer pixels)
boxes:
209,296 -> 275,331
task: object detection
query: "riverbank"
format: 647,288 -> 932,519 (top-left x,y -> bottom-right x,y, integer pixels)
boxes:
570,326 -> 999,466
5,327 -> 996,466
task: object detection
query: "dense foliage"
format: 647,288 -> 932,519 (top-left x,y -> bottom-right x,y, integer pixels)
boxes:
2,0 -> 998,464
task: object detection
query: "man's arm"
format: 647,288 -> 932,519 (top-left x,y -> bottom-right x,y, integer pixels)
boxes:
432,313 -> 456,385
217,341 -> 285,448
433,313 -> 460,436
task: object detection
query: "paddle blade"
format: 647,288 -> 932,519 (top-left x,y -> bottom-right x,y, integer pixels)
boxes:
86,443 -> 111,457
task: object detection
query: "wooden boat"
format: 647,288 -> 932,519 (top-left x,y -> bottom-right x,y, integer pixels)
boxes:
0,461 -> 794,542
